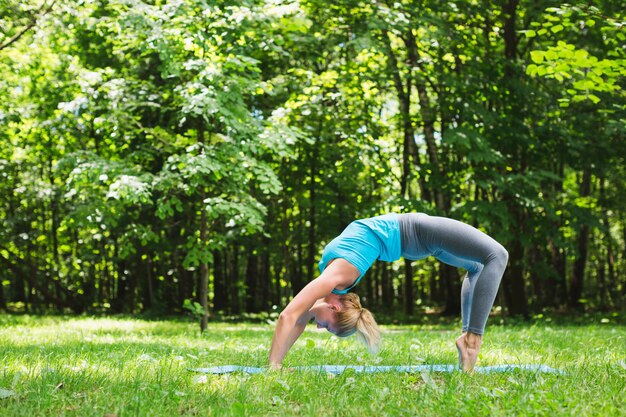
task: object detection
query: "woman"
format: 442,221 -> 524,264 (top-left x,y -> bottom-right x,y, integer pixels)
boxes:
268,213 -> 508,372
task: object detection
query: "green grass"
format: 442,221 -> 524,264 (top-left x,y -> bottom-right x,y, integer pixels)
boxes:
0,315 -> 625,416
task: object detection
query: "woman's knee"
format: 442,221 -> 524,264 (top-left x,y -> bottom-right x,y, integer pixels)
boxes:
468,262 -> 484,276
493,244 -> 509,267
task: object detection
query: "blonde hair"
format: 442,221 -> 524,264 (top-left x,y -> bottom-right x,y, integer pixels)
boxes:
335,293 -> 381,354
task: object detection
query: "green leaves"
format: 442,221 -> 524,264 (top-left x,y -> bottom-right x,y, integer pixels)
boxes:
530,50 -> 545,64
107,175 -> 154,205
550,24 -> 564,33
526,42 -> 623,104
524,6 -> 625,106
442,128 -> 503,164
524,30 -> 537,38
0,0 -> 624,317
182,299 -> 206,318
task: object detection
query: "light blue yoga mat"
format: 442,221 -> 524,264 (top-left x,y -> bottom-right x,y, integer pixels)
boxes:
190,364 -> 563,375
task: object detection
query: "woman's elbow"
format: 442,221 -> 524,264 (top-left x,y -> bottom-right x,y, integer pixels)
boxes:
277,311 -> 297,325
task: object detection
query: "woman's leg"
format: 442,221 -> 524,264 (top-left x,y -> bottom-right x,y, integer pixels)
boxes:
460,266 -> 483,333
419,215 -> 508,335
418,215 -> 508,371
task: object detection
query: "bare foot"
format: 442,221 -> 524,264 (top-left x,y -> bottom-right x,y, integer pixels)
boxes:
456,332 -> 466,367
455,332 -> 482,372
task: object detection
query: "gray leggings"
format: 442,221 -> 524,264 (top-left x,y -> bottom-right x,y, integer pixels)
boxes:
398,213 -> 509,335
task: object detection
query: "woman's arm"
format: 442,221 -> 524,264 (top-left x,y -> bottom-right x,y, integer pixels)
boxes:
268,312 -> 309,368
268,259 -> 359,367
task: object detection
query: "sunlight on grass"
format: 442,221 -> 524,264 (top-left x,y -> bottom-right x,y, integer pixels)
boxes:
1,315 -> 625,416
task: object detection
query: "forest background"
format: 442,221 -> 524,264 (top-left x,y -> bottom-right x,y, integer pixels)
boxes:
0,0 -> 624,328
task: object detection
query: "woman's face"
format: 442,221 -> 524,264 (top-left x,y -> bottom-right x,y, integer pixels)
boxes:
313,300 -> 340,335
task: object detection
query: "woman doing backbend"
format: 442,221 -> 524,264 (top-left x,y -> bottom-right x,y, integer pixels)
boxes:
268,213 -> 509,372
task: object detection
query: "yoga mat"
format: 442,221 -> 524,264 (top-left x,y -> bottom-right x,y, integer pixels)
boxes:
190,364 -> 563,375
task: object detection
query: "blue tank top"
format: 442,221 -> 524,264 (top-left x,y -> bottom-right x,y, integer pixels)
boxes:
318,214 -> 401,294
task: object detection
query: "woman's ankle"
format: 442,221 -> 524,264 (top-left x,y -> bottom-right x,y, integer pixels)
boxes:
464,332 -> 482,348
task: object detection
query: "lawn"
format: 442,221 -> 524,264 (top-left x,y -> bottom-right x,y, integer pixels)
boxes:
0,314 -> 624,416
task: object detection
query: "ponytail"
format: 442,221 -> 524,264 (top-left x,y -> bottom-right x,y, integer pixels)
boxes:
335,293 -> 381,354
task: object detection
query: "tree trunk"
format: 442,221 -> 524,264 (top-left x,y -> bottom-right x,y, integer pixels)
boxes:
570,169 -> 592,309
499,0 -> 528,318
503,0 -> 519,63
293,221 -> 304,295
620,216 -> 626,298
441,265 -> 461,315
384,29 -> 425,313
196,121 -> 210,330
260,242 -> 270,311
502,234 -> 528,317
48,147 -> 61,305
126,256 -> 137,313
622,215 -> 626,299
546,157 -> 567,307
406,29 -> 461,314
280,187 -> 291,305
245,250 -> 259,313
13,263 -> 26,304
229,245 -> 240,314
382,29 -> 413,198
416,70 -> 461,314
548,237 -> 567,307
500,199 -> 529,318
381,263 -> 393,311
307,145 -> 318,285
212,250 -> 228,311
199,210 -> 209,331
404,259 -> 414,315
373,262 -> 381,305
366,263 -> 375,306
429,265 -> 439,306
605,220 -> 616,307
598,178 -> 612,310
415,77 -> 445,211
597,245 -> 606,311
0,244 -> 79,312
0,278 -> 5,310
177,260 -> 194,313
145,258 -> 155,311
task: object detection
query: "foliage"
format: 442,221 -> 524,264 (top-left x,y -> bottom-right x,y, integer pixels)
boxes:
182,298 -> 206,318
0,0 -> 624,317
524,4 -> 625,106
